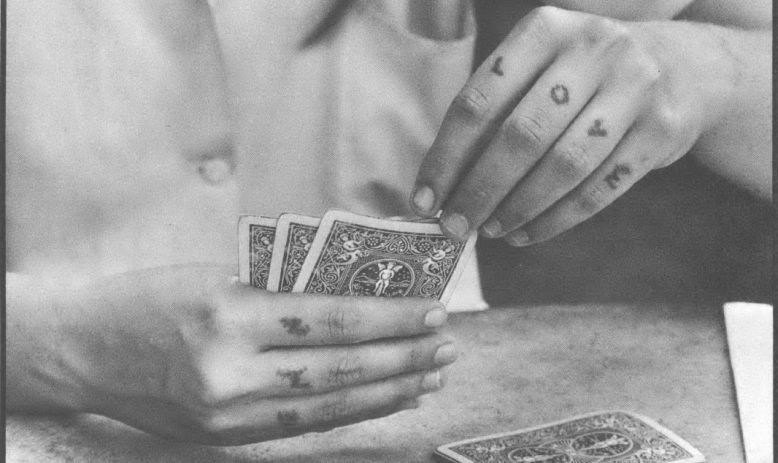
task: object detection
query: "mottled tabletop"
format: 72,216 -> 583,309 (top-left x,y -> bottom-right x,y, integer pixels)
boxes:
6,303 -> 743,463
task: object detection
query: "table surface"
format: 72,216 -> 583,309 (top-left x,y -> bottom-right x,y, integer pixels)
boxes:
6,303 -> 744,463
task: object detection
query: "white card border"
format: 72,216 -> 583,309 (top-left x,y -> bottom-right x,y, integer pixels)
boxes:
435,410 -> 705,463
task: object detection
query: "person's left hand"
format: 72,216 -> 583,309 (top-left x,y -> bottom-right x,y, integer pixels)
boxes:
411,6 -> 736,245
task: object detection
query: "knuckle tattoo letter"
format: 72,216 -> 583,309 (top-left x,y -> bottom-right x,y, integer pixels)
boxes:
491,56 -> 504,76
604,164 -> 632,189
277,368 -> 311,389
279,317 -> 310,337
550,85 -> 569,105
587,119 -> 607,137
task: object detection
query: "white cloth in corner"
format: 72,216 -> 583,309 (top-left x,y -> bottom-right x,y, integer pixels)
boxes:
723,302 -> 773,463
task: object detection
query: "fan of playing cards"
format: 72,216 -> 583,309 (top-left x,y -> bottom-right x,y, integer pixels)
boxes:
238,210 -> 477,306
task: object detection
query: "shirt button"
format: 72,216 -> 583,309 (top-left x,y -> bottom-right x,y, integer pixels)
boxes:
199,158 -> 232,184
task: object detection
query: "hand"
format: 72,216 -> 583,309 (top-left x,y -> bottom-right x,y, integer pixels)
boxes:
20,264 -> 456,445
411,6 -> 736,245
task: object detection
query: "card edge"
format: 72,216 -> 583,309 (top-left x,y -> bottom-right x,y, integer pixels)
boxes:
268,214 -> 321,293
237,215 -> 278,287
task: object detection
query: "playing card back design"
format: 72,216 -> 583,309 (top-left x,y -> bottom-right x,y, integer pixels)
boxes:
248,224 -> 275,289
278,222 -> 319,292
238,216 -> 278,290
296,218 -> 473,303
436,411 -> 704,463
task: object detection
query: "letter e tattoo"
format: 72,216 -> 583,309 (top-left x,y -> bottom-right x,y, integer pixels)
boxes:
604,164 -> 632,189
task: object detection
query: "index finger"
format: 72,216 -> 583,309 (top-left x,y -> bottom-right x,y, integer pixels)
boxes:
228,289 -> 448,347
410,7 -> 566,217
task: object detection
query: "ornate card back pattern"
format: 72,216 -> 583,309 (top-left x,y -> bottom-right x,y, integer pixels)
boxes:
249,223 -> 276,290
437,411 -> 704,463
301,221 -> 469,300
278,222 -> 319,292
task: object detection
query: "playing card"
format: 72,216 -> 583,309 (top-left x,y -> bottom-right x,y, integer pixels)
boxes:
267,213 -> 321,292
435,410 -> 705,463
238,215 -> 277,290
291,210 -> 476,305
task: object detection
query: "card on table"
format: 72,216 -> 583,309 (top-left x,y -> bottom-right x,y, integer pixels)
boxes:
292,210 -> 476,305
238,215 -> 277,290
266,213 -> 321,292
435,410 -> 705,463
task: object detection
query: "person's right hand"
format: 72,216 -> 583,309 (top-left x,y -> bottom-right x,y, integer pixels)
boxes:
12,264 -> 456,446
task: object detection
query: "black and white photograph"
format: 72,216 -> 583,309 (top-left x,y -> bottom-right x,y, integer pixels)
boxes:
4,0 -> 773,461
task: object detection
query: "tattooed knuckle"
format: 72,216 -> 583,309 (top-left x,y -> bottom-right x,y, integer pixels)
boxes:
502,113 -> 547,155
451,85 -> 491,124
327,306 -> 362,343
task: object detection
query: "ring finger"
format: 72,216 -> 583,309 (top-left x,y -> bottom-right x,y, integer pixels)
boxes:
208,335 -> 456,399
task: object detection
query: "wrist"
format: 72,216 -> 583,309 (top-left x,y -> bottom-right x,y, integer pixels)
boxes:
634,20 -> 742,130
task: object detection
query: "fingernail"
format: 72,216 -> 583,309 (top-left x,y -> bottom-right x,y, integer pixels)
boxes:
412,185 -> 435,215
397,398 -> 419,411
440,213 -> 470,241
505,230 -> 530,247
421,370 -> 442,392
424,308 -> 448,328
434,343 -> 458,366
478,218 -> 502,238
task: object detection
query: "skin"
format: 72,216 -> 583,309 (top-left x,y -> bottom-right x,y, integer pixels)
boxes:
412,0 -> 772,246
6,266 -> 456,445
6,0 -> 456,446
7,0 -> 771,447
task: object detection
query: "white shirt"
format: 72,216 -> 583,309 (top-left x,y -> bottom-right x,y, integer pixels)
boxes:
7,0 -> 487,310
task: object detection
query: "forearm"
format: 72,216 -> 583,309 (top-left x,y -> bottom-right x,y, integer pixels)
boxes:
6,273 -> 85,413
